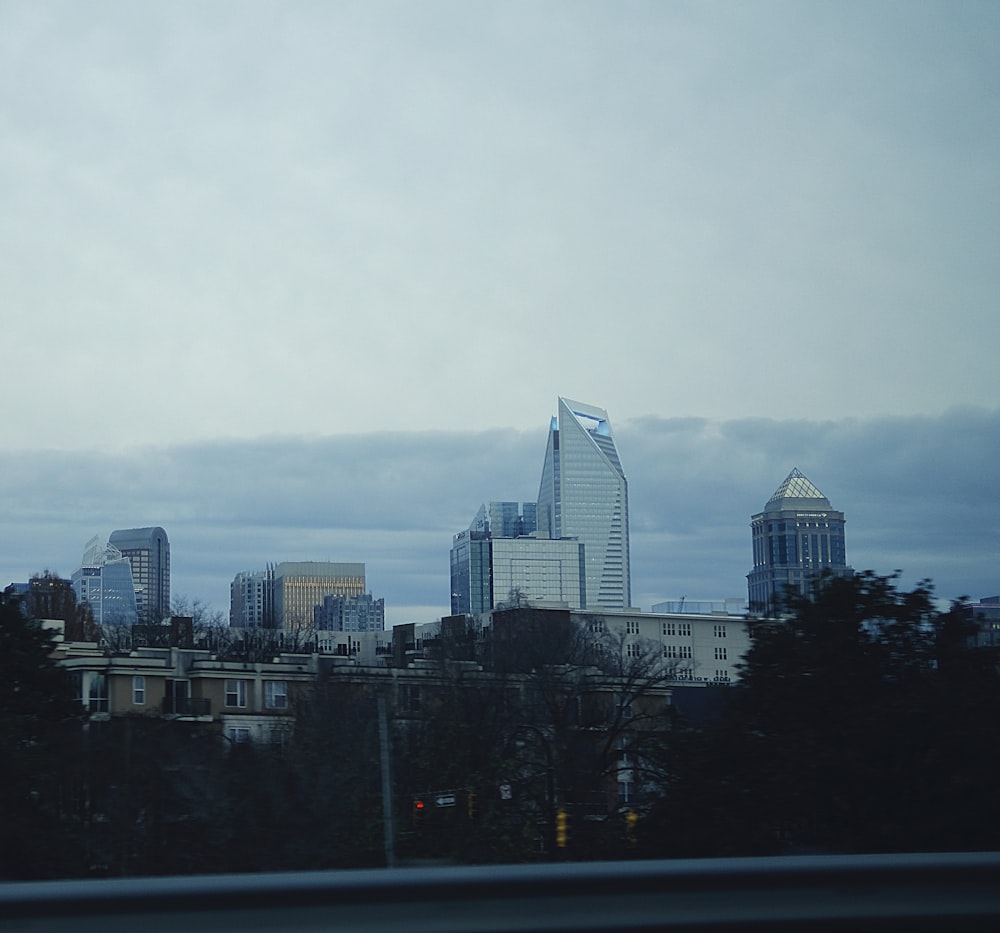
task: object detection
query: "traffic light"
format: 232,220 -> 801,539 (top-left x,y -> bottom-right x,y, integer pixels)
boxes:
412,798 -> 426,828
626,809 -> 639,844
555,808 -> 569,848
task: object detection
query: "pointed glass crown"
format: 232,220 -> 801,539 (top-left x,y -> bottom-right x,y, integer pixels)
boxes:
765,467 -> 832,510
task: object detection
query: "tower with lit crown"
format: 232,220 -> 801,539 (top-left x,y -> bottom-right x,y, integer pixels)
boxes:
747,468 -> 850,615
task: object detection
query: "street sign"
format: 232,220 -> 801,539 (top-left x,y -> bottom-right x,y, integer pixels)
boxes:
435,793 -> 457,808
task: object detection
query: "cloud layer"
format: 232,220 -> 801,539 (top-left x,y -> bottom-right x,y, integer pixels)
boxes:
3,408 -> 996,623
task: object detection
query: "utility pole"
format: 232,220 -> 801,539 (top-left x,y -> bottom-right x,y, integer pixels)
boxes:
377,694 -> 396,868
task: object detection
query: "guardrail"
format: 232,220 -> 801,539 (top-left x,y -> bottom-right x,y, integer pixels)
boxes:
3,851 -> 1000,932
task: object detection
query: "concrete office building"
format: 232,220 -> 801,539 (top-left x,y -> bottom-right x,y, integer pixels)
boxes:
747,468 -> 850,615
108,527 -> 170,623
536,398 -> 631,610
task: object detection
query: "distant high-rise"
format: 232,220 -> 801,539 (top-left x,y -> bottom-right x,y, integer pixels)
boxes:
231,562 -> 366,628
314,592 -> 385,632
536,398 -> 631,610
449,502 -> 585,616
747,468 -> 850,615
72,536 -> 139,627
108,527 -> 170,622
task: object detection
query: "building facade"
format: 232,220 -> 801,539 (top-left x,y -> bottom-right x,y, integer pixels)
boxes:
450,526 -> 586,616
231,561 -> 367,629
314,592 -> 385,632
71,537 -> 139,627
230,568 -> 275,628
536,398 -> 631,609
747,468 -> 850,615
108,527 -> 171,622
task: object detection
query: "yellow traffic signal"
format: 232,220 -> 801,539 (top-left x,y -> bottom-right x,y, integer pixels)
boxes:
556,808 -> 568,848
626,809 -> 639,843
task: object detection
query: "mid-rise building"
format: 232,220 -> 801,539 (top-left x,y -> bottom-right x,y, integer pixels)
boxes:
747,468 -> 850,615
231,561 -> 367,629
108,527 -> 170,622
536,398 -> 631,609
450,501 -> 585,615
450,527 -> 586,616
72,537 -> 139,627
230,568 -> 275,628
314,592 -> 385,632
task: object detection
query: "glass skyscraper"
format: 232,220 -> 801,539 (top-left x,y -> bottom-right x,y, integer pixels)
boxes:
72,537 -> 139,627
449,517 -> 586,616
535,398 -> 631,610
108,526 -> 170,623
747,467 -> 850,615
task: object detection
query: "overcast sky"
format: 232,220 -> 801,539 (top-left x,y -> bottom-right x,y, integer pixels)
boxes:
2,2 -> 997,623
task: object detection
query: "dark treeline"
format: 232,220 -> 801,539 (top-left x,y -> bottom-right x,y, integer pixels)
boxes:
637,572 -> 1000,857
2,572 -> 999,879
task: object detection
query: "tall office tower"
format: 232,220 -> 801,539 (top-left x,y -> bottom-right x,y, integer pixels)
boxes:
230,568 -> 276,628
314,592 -> 386,632
450,513 -> 585,616
747,467 -> 851,615
272,562 -> 366,628
72,537 -> 139,627
536,398 -> 631,610
108,527 -> 170,622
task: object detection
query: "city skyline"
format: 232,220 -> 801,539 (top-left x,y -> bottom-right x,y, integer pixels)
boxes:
2,406 -> 996,626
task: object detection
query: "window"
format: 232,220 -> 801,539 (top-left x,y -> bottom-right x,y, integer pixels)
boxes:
626,620 -> 640,635
132,675 -> 145,705
404,684 -> 421,713
715,647 -> 728,660
89,673 -> 109,712
715,669 -> 731,682
714,624 -> 727,638
228,727 -> 251,744
679,645 -> 692,659
678,622 -> 692,636
664,644 -> 678,659
616,693 -> 633,719
662,621 -> 676,636
225,679 -> 248,708
268,727 -> 289,746
264,680 -> 288,709
626,642 -> 642,658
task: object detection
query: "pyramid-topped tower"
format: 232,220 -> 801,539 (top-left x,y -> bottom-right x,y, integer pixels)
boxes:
765,467 -> 832,510
748,468 -> 850,615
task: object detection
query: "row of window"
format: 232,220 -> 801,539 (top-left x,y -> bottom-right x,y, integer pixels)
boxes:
124,676 -> 288,710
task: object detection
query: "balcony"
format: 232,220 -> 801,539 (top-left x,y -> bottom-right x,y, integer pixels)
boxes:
161,696 -> 211,718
